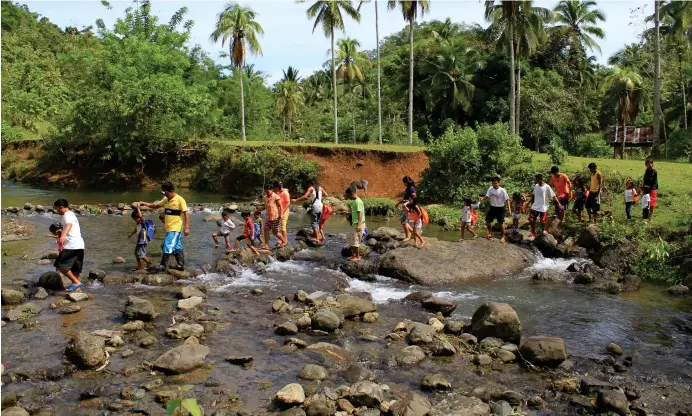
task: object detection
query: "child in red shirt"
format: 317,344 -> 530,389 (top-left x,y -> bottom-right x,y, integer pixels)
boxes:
231,211 -> 260,255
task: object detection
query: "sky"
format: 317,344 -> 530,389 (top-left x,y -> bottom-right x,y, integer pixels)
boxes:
22,0 -> 653,84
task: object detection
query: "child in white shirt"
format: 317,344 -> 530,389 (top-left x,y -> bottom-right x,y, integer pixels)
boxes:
641,186 -> 651,220
212,210 -> 236,249
624,180 -> 638,220
458,198 -> 479,241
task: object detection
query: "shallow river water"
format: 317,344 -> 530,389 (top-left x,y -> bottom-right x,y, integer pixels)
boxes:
1,182 -> 691,414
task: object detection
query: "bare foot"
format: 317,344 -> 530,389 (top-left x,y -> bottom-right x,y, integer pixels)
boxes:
500,237 -> 506,243
485,234 -> 492,239
418,241 -> 425,248
348,256 -> 361,262
402,237 -> 411,243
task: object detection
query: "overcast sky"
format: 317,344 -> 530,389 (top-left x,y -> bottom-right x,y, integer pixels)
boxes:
22,0 -> 652,84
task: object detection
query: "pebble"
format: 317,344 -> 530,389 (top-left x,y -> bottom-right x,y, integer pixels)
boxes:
143,379 -> 163,391
122,349 -> 134,358
113,257 -> 126,264
476,354 -> 492,366
67,292 -> 89,302
362,312 -> 379,323
122,320 -> 144,332
607,342 -> 624,356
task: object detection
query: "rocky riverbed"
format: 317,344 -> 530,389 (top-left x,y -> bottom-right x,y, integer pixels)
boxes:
1,205 -> 691,415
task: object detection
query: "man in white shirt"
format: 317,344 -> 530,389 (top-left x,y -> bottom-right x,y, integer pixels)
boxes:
526,174 -> 562,240
53,198 -> 85,292
478,176 -> 512,243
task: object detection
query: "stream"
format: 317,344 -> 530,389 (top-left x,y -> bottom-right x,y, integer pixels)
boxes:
1,181 -> 691,414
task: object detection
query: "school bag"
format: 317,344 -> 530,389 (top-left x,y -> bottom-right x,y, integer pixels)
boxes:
143,219 -> 156,243
420,207 -> 429,225
471,209 -> 478,226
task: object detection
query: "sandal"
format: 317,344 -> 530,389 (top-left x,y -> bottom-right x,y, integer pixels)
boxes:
66,283 -> 84,292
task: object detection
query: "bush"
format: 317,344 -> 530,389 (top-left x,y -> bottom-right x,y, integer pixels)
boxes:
572,133 -> 612,158
361,198 -> 397,216
667,129 -> 692,160
1,121 -> 24,149
631,237 -> 680,284
419,123 -> 533,204
548,136 -> 567,165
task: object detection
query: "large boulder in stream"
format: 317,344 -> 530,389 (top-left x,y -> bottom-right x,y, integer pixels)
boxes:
123,296 -> 156,321
153,344 -> 210,374
520,336 -> 567,368
340,260 -> 378,281
593,241 -> 641,274
37,271 -> 71,291
378,238 -> 533,285
471,302 -> 521,344
65,331 -> 107,369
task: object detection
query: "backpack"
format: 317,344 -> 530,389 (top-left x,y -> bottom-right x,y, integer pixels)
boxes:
471,210 -> 478,226
143,219 -> 156,243
420,207 -> 429,225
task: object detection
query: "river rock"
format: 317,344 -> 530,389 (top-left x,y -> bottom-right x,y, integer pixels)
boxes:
113,256 -> 126,264
296,313 -> 312,329
619,275 -> 641,292
295,290 -> 309,303
65,331 -> 107,369
293,250 -> 326,262
37,271 -> 71,291
341,245 -> 370,258
667,285 -> 689,295
32,287 -> 49,300
532,270 -> 563,282
166,323 -> 204,339
421,374 -> 451,390
2,408 -> 30,416
274,383 -> 306,407
404,291 -> 433,303
177,296 -> 204,310
431,340 -> 456,356
300,364 -> 328,381
177,286 -> 206,299
490,401 -> 513,416
2,289 -> 24,305
88,269 -> 107,280
123,296 -> 156,321
592,281 -> 621,294
444,320 -> 465,334
336,295 -> 376,318
479,336 -> 504,349
533,233 -> 559,257
59,305 -> 82,314
203,212 -> 223,222
67,292 -> 88,302
390,392 -> 431,416
496,349 -> 516,363
272,299 -> 293,313
520,336 -> 567,368
428,318 -> 444,332
41,251 -> 59,260
370,227 -> 403,241
143,274 -> 174,286
226,355 -> 254,365
362,312 -> 379,323
594,240 -> 641,274
421,297 -> 457,316
578,224 -> 601,249
396,346 -> 426,365
573,272 -> 595,284
167,269 -> 191,280
312,309 -> 342,332
153,344 -> 210,374
275,321 -> 299,335
340,260 -> 378,281
37,259 -> 52,265
606,342 -> 624,356
346,381 -> 384,407
122,320 -> 144,332
471,302 -> 521,344
407,323 -> 436,346
430,394 -> 491,416
379,238 -> 532,285
596,390 -> 629,416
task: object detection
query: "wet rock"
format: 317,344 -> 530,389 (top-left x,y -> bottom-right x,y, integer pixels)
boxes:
460,333 -> 478,345
341,245 -> 370,258
557,359 -> 574,372
143,274 -> 174,286
552,379 -> 579,394
596,390 -> 629,416
532,270 -> 563,282
276,321 -> 299,335
520,336 -> 567,368
276,245 -> 298,261
36,259 -> 52,265
479,337 -> 504,350
272,299 -> 293,313
226,356 -> 254,366
527,396 -> 546,409
362,312 -> 379,323
177,286 -> 206,299
430,394 -> 491,416
293,250 -> 326,262
620,275 -> 641,292
165,323 -> 204,339
471,302 -> 521,344
59,305 -> 81,314
295,313 -> 312,330
396,346 -> 426,365
37,271 -> 71,291
122,320 -> 144,332
274,383 -> 306,407
122,349 -> 134,358
606,342 -> 624,356
475,354 -> 492,366
592,281 -> 621,294
311,310 -> 341,333
336,295 -> 376,318
489,401 -> 513,416
593,241 -> 640,274
107,335 -> 124,347
65,331 -> 107,369
300,364 -> 328,381
421,297 -> 456,316
573,273 -> 594,284
390,392 -> 431,416
177,296 -> 204,311
295,290 -> 309,303
167,269 -> 191,280
203,212 -> 223,222
624,387 -> 641,401
500,390 -> 521,406
444,320 -> 465,334
32,287 -> 49,300
404,291 -> 433,303
153,344 -> 210,374
2,289 -> 25,305
667,285 -> 689,295
407,323 -> 436,346
430,340 -> 456,356
88,269 -> 107,280
123,296 -> 156,321
3,408 -> 30,416
67,292 -> 88,302
533,233 -> 559,257
505,230 -> 523,244
113,257 -> 126,264
183,336 -> 199,345
578,224 -> 601,249
250,288 -> 264,295
340,260 -> 378,281
286,338 -> 308,349
143,379 -> 164,391
495,349 -> 516,363
41,251 -> 59,260
428,318 -> 444,332
370,227 -> 403,241
421,374 -> 451,390
346,381 -> 384,407
279,408 -> 306,416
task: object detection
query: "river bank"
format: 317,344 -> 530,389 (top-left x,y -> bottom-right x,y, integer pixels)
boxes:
1,203 -> 691,415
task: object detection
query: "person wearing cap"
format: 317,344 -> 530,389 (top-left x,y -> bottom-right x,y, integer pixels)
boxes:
137,180 -> 189,272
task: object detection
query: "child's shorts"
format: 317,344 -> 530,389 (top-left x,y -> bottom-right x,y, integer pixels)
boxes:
408,219 -> 422,229
528,210 -> 548,224
643,208 -> 650,219
135,244 -> 148,259
267,218 -> 282,234
54,249 -> 84,275
512,214 -> 522,220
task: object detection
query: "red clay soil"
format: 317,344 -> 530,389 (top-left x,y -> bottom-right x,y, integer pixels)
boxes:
284,146 -> 429,198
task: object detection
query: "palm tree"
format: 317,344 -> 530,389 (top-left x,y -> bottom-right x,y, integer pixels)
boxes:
281,66 -> 301,83
211,3 -> 264,141
653,0 -> 661,156
421,42 -> 484,119
602,66 -> 645,157
304,70 -> 331,105
552,0 -> 606,55
358,1 -> 383,144
275,80 -> 304,136
334,37 -> 370,142
428,17 -> 461,45
388,0 -> 430,144
302,0 -> 361,144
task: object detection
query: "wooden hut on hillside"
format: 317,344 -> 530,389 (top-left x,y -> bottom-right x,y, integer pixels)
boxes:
606,126 -> 663,158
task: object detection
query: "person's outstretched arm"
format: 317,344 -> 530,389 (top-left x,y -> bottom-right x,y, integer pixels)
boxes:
292,187 -> 313,203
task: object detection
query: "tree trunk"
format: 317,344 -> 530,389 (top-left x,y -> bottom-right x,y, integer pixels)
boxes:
376,0 -> 383,145
332,30 -> 339,144
352,109 -> 356,143
509,22 -> 516,134
516,55 -> 521,134
680,51 -> 687,129
408,18 -> 415,145
239,65 -> 247,141
288,117 -> 292,136
652,0 -> 661,156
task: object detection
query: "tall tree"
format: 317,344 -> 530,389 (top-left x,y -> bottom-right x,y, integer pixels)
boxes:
388,0 -> 430,144
602,66 -> 646,157
653,0 -> 661,156
275,80 -> 304,136
281,66 -> 301,83
334,37 -> 370,142
552,0 -> 606,55
485,1 -> 518,133
358,1 -> 383,144
211,3 -> 264,141
303,0 -> 360,144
